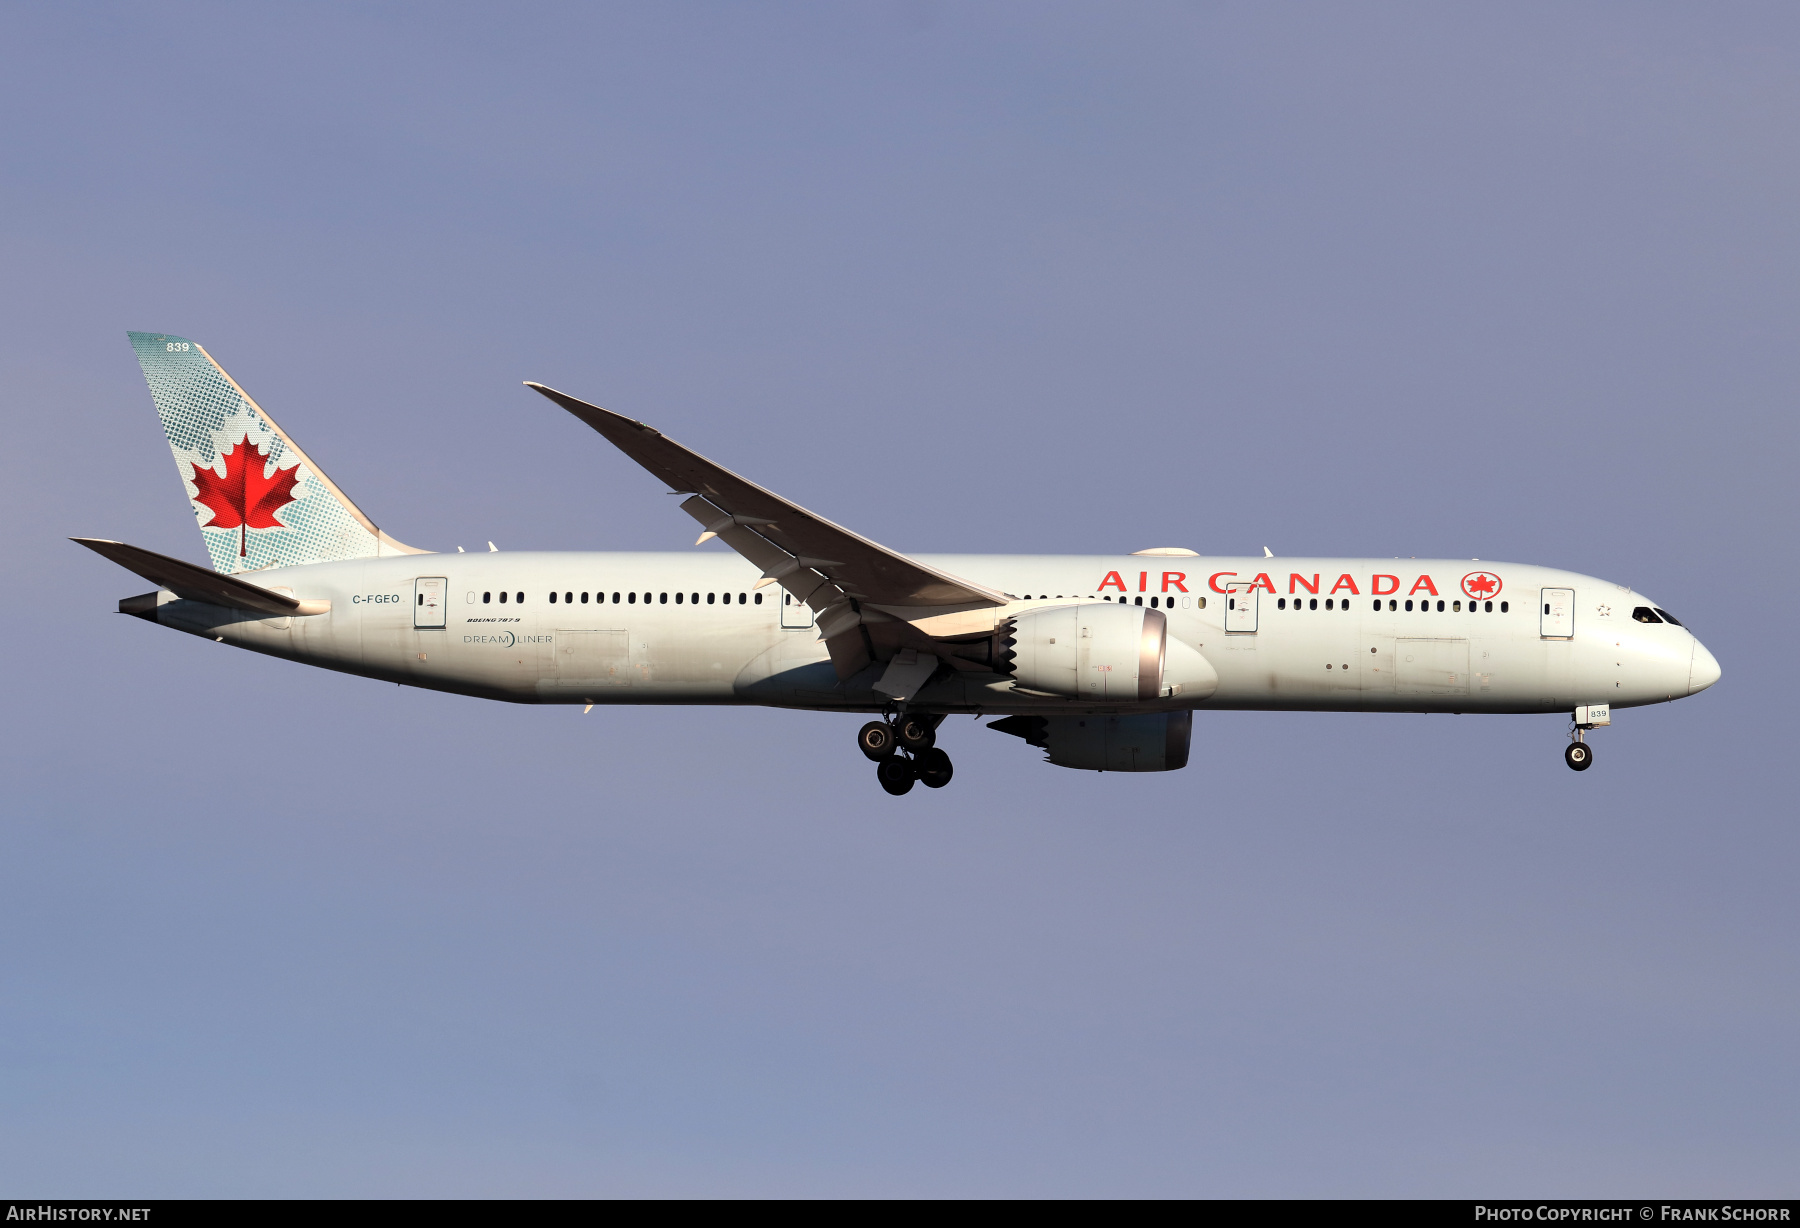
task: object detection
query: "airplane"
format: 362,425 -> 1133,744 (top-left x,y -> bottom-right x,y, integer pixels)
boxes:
77,332 -> 1721,794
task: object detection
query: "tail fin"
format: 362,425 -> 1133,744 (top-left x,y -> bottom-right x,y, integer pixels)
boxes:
127,332 -> 424,573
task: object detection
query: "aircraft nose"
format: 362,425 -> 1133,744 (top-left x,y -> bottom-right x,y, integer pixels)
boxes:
1689,640 -> 1722,695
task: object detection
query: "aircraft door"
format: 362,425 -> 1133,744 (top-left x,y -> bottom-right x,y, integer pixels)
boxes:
1540,587 -> 1574,638
780,591 -> 815,630
414,576 -> 447,628
1224,582 -> 1258,633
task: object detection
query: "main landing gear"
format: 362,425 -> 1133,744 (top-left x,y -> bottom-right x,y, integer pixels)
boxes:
858,716 -> 953,795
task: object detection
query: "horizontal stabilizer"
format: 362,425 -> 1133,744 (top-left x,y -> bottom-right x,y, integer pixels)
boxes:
71,538 -> 327,616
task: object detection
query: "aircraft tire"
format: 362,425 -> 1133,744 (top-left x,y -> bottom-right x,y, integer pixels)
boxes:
877,756 -> 916,795
896,717 -> 935,752
1564,742 -> 1593,771
858,721 -> 897,761
916,748 -> 954,789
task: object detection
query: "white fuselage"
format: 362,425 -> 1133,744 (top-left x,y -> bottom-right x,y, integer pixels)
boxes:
140,552 -> 1717,717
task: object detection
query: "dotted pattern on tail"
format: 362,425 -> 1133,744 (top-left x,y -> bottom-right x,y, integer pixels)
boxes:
128,332 -> 382,574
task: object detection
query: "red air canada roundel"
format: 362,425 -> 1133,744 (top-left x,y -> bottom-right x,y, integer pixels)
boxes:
1462,571 -> 1502,601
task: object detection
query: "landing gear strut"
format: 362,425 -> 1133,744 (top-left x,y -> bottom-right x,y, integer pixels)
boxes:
859,714 -> 953,794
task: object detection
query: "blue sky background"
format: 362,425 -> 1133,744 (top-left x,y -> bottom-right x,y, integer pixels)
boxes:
2,2 -> 1795,1196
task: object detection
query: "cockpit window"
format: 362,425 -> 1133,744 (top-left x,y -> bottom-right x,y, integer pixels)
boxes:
1632,607 -> 1663,624
1653,608 -> 1683,627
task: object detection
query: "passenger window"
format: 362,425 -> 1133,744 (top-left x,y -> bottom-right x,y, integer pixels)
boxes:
1197,596 -> 1206,609
1309,598 -> 1317,610
517,593 -> 524,604
628,592 -> 636,604
1633,606 -> 1663,624
1149,596 -> 1158,608
499,591 -> 508,603
675,592 -> 683,604
612,592 -> 620,603
1654,608 -> 1683,627
565,592 -> 572,604
707,593 -> 715,604
549,592 -> 557,603
1388,599 -> 1396,611
1484,600 -> 1492,612
754,592 -> 763,604
580,592 -> 589,604
659,593 -> 667,604
1404,600 -> 1412,611
1278,597 -> 1287,610
1500,601 -> 1508,613
1325,599 -> 1333,610
1453,600 -> 1461,612
692,593 -> 699,604
482,592 -> 491,604
1436,600 -> 1444,612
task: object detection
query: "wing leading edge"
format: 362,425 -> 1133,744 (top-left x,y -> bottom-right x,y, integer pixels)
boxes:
526,383 -> 1011,681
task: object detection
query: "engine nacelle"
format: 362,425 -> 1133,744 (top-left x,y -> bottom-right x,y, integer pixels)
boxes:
1004,603 -> 1216,701
989,711 -> 1193,772
1005,602 -> 1163,701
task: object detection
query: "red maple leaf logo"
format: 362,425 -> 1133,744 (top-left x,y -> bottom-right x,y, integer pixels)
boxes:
187,435 -> 301,558
1462,571 -> 1501,599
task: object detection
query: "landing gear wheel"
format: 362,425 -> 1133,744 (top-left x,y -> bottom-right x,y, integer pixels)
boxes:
896,717 -> 935,752
877,756 -> 916,795
1564,742 -> 1593,771
915,747 -> 954,789
858,721 -> 897,761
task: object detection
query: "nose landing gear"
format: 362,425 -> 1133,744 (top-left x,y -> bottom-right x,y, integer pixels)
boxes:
860,714 -> 953,794
1564,739 -> 1593,771
1563,704 -> 1608,771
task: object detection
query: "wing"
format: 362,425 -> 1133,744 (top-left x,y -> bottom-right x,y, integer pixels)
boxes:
526,383 -> 1012,682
